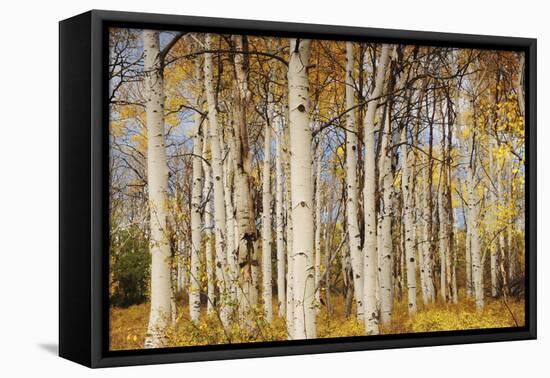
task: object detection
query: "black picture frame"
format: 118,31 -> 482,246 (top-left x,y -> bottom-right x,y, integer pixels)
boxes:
59,9 -> 537,368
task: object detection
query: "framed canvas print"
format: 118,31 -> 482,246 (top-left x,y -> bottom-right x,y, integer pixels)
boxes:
59,10 -> 536,368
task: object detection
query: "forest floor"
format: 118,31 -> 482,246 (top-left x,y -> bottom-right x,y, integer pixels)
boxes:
109,295 -> 525,351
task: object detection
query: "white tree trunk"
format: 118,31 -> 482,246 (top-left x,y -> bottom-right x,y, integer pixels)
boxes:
262,90 -> 274,322
363,44 -> 390,335
201,138 -> 215,315
438,163 -> 448,302
467,135 -> 484,310
275,112 -> 286,318
283,112 -> 295,337
288,38 -> 316,339
400,125 -> 417,314
378,107 -> 394,325
419,155 -> 436,304
344,42 -> 365,321
189,109 -> 203,322
314,138 -> 322,313
223,150 -> 238,303
203,34 -> 229,327
143,30 -> 172,348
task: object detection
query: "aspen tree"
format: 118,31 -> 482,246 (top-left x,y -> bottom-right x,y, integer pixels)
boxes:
378,106 -> 394,325
363,44 -> 390,335
275,110 -> 286,318
143,30 -> 172,348
288,38 -> 316,339
262,82 -> 274,322
400,124 -> 417,314
344,42 -> 364,320
189,108 -> 203,322
202,140 -> 215,315
203,34 -> 230,327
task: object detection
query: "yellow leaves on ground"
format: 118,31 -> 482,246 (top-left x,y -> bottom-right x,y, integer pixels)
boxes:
109,296 -> 525,351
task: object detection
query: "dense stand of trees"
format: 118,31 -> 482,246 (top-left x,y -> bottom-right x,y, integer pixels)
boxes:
109,28 -> 526,348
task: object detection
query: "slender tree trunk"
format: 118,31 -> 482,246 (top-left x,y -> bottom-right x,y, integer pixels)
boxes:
202,139 -> 215,315
400,125 -> 417,314
438,123 -> 448,302
467,132 -> 484,310
189,107 -> 203,322
314,137 -> 323,313
344,42 -> 365,320
378,106 -> 394,325
223,149 -> 238,303
363,44 -> 390,334
143,30 -> 172,348
203,34 -> 229,327
262,88 -> 274,322
275,112 -> 286,318
288,38 -> 316,339
489,142 -> 499,298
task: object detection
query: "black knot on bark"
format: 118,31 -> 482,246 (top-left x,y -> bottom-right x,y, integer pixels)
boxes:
297,104 -> 306,113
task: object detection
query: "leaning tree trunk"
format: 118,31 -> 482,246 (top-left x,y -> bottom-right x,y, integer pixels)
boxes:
288,38 -> 316,339
363,44 -> 390,335
143,30 -> 172,348
344,42 -> 364,321
189,105 -> 204,322
203,34 -> 229,328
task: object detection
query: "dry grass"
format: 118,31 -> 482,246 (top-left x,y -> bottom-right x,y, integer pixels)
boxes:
109,295 -> 525,351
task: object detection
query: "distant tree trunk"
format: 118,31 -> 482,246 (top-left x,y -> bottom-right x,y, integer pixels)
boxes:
314,136 -> 323,314
363,44 -> 390,335
143,30 -> 172,348
400,124 -> 417,314
489,141 -> 499,298
378,106 -> 394,325
344,42 -> 365,321
438,119 -> 448,302
467,129 -> 484,310
222,148 -> 238,303
275,111 -> 286,318
288,38 -> 316,339
189,106 -> 204,322
204,34 -> 229,327
202,140 -> 215,315
261,86 -> 274,322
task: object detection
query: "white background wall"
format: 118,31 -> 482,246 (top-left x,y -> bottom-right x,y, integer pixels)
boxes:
0,0 -> 546,375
